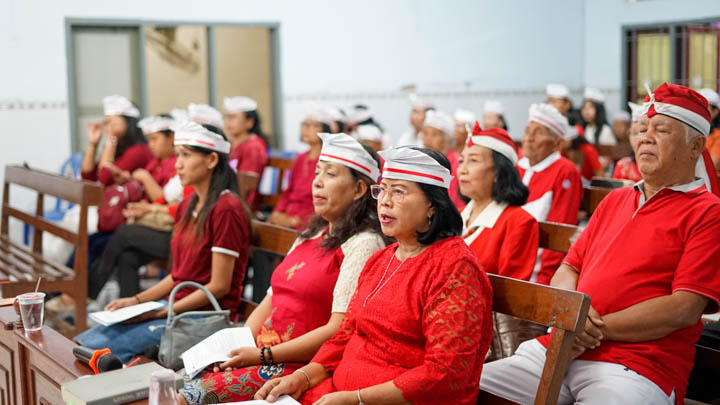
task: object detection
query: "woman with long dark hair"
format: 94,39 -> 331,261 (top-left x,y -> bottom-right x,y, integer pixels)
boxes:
459,124 -> 543,361
224,96 -> 269,211
75,121 -> 251,363
180,133 -> 387,404
81,95 -> 153,185
581,88 -> 616,145
49,96 -> 155,313
254,147 -> 493,405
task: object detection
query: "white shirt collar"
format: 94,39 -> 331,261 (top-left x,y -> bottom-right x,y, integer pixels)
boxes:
517,151 -> 561,172
461,200 -> 508,235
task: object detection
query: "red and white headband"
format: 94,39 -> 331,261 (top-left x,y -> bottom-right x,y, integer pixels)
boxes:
642,82 -> 711,135
172,120 -> 230,154
466,123 -> 518,166
318,133 -> 380,182
378,147 -> 452,189
528,103 -> 570,139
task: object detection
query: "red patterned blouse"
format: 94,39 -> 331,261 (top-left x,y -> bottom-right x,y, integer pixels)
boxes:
303,236 -> 493,405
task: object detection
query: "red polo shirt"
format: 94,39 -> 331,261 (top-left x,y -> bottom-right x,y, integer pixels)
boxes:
538,180 -> 720,404
170,192 -> 250,318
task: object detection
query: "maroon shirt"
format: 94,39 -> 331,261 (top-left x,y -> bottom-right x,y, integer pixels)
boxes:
170,192 -> 250,318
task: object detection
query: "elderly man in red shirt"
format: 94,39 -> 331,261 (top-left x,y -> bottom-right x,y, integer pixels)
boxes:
480,83 -> 720,405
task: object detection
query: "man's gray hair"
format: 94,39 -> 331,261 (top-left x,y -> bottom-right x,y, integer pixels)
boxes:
683,123 -> 704,144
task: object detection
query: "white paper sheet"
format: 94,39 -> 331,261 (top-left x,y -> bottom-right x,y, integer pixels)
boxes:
88,301 -> 164,326
181,327 -> 256,377
225,395 -> 300,405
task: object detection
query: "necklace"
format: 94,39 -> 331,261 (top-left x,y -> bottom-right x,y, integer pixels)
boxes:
363,256 -> 405,307
362,245 -> 422,307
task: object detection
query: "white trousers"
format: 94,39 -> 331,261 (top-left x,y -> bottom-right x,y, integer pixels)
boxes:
479,340 -> 675,405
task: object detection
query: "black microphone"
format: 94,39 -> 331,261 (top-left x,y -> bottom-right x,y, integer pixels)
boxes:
72,345 -> 123,374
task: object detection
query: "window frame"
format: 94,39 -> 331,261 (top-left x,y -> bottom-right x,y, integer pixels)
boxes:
622,17 -> 720,106
65,18 -> 284,151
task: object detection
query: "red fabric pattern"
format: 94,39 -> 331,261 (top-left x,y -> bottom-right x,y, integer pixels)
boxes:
82,144 -> 154,185
170,193 -> 249,318
612,157 -> 642,183
464,206 -> 538,281
188,234 -> 345,402
538,185 -> 720,405
303,237 -> 492,405
273,152 -> 318,228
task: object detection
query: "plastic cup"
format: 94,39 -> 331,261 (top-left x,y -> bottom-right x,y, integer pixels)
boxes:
148,368 -> 178,405
17,292 -> 45,331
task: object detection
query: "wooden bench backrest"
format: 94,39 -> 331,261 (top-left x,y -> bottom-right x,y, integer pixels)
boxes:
260,157 -> 295,209
250,219 -> 298,256
1,165 -> 103,245
581,186 -> 613,216
482,274 -> 591,405
538,221 -> 578,254
1,165 -> 103,334
589,177 -> 631,189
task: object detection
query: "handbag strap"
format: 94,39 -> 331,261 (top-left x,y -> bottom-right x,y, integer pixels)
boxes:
166,281 -> 224,324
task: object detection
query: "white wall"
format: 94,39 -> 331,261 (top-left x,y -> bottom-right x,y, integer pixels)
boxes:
2,0 -> 720,242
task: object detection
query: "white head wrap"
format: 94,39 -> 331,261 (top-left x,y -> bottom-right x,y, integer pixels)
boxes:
318,133 -> 380,182
172,120 -> 230,154
103,95 -> 140,118
378,147 -> 452,189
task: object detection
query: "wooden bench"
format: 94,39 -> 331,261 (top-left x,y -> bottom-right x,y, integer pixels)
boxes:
260,157 -> 295,209
237,220 -> 299,320
538,221 -> 579,254
1,165 -> 103,335
581,186 -> 613,217
478,274 -> 592,405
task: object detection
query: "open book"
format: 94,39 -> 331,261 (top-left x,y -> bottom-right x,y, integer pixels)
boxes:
181,327 -> 256,377
88,301 -> 164,326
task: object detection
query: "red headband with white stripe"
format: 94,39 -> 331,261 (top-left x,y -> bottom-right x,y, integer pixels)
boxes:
378,147 -> 452,189
318,132 -> 381,182
466,123 -> 519,165
642,82 -> 711,135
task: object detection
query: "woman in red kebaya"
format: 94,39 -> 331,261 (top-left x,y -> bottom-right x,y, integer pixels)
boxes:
180,133 -> 387,404
459,124 -> 542,360
255,147 -> 492,405
459,124 -> 538,281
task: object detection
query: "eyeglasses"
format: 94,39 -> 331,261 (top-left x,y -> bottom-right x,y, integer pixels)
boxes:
370,185 -> 407,202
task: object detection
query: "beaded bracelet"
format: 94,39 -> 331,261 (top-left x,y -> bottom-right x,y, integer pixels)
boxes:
260,347 -> 267,365
266,346 -> 275,365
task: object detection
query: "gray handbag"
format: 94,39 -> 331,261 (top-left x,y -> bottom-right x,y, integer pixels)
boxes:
158,281 -> 233,370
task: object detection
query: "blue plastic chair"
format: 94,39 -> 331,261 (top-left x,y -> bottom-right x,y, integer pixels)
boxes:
23,153 -> 84,245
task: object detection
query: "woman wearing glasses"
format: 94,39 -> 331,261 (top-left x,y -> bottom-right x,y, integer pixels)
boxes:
180,133 -> 387,404
255,147 -> 493,405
